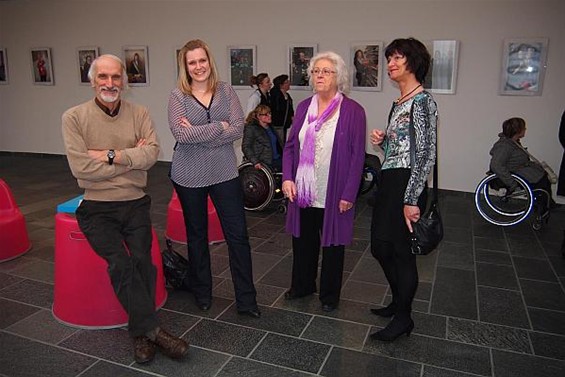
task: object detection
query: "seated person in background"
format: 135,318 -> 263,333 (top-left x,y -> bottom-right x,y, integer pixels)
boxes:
242,105 -> 283,171
490,117 -> 553,215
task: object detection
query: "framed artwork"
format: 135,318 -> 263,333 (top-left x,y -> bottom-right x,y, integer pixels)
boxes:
0,48 -> 8,84
227,45 -> 256,88
288,44 -> 317,90
30,48 -> 54,85
77,47 -> 99,85
174,47 -> 182,80
123,46 -> 149,86
499,37 -> 548,96
423,40 -> 460,94
350,41 -> 384,91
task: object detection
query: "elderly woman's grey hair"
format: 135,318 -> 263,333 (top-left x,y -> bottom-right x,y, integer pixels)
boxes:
308,51 -> 350,95
88,54 -> 129,88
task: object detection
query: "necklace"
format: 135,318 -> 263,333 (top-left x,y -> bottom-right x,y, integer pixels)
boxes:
395,84 -> 422,104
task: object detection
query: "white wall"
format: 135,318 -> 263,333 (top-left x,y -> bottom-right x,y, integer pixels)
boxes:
1,0 -> 564,195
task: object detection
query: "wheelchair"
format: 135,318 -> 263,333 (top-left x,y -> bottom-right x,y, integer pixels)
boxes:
474,172 -> 550,230
358,153 -> 381,196
238,162 -> 286,213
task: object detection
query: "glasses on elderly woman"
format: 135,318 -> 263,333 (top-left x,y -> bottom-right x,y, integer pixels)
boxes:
311,68 -> 336,77
259,112 -> 272,116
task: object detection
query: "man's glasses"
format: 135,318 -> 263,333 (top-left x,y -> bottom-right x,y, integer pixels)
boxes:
311,68 -> 336,77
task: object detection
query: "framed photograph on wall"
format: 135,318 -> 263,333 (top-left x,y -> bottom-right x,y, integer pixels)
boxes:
499,37 -> 548,96
77,47 -> 99,85
174,47 -> 182,80
288,44 -> 317,90
423,40 -> 460,94
227,45 -> 256,88
123,46 -> 149,86
0,48 -> 8,84
30,48 -> 54,85
350,41 -> 384,91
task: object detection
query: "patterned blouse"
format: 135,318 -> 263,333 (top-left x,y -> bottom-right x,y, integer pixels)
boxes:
382,91 -> 438,205
168,81 -> 244,188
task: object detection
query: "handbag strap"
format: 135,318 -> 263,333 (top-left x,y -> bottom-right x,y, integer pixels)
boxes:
408,92 -> 439,204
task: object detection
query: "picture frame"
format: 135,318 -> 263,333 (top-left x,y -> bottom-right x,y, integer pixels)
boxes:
423,40 -> 460,94
499,37 -> 548,96
30,48 -> 54,85
288,44 -> 318,90
0,48 -> 8,84
77,46 -> 99,85
123,46 -> 149,86
227,45 -> 256,88
350,41 -> 384,91
174,47 -> 182,81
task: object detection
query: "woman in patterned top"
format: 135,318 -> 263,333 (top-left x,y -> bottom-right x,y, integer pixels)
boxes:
369,38 -> 438,341
168,39 -> 260,318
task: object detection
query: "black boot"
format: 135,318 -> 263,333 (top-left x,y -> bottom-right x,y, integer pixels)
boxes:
370,302 -> 397,318
370,317 -> 414,342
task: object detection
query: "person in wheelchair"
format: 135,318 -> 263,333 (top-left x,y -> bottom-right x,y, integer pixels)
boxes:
242,104 -> 283,172
490,117 -> 553,219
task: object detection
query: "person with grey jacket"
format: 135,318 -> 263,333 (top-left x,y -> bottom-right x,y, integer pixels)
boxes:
489,117 -> 552,215
242,104 -> 283,171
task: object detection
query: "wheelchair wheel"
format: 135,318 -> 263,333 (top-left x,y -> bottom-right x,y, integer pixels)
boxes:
358,166 -> 378,196
474,173 -> 534,226
238,162 -> 275,211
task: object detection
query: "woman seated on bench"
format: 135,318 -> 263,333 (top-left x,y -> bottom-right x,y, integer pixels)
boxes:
490,117 -> 553,215
242,105 -> 283,171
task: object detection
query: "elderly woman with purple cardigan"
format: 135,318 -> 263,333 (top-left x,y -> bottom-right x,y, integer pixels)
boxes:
281,51 -> 366,312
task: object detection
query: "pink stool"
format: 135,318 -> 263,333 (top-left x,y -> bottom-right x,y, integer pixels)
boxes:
165,192 -> 225,244
0,179 -> 31,262
52,212 -> 167,329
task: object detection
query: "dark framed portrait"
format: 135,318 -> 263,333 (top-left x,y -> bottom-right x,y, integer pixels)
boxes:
350,41 -> 384,92
30,48 -> 54,85
227,45 -> 256,88
288,44 -> 317,90
77,47 -> 99,85
0,48 -> 8,84
123,46 -> 149,86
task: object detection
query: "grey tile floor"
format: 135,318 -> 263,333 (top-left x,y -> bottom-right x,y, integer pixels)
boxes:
1,153 -> 564,377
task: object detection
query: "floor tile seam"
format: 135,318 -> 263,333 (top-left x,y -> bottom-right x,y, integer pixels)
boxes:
345,278 -> 390,289
0,295 -> 50,310
0,328 -> 111,364
2,273 -> 54,287
178,315 -> 203,339
528,328 -> 565,339
210,355 -> 232,377
487,344 -> 565,363
447,315 -> 532,334
426,234 -> 441,322
524,303 -> 565,314
517,276 -> 564,286
315,344 -> 335,375
419,362 -> 488,377
220,354 -> 319,376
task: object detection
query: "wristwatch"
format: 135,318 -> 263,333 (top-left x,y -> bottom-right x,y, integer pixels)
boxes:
107,149 -> 116,165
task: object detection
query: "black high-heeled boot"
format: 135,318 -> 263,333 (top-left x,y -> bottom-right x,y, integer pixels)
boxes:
370,317 -> 414,342
370,302 -> 397,318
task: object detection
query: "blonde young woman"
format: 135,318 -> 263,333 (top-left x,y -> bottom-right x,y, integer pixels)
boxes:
168,39 -> 260,318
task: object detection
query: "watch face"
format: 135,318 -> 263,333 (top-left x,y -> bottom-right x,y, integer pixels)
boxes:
108,150 -> 116,158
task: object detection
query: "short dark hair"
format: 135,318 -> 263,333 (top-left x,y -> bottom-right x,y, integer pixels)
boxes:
385,37 -> 431,84
272,74 -> 289,88
502,117 -> 526,138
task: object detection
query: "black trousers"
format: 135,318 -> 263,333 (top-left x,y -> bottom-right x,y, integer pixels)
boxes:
290,207 -> 345,306
75,195 -> 159,337
173,177 -> 257,311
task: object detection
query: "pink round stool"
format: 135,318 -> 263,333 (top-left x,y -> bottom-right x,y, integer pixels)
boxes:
165,191 -> 225,244
0,179 -> 31,262
52,212 -> 167,329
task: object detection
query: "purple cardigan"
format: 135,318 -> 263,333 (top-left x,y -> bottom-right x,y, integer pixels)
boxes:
283,95 -> 366,246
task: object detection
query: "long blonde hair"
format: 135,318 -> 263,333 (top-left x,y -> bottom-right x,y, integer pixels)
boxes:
177,39 -> 219,95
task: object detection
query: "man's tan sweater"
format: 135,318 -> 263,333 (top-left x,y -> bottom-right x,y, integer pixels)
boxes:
62,99 -> 160,201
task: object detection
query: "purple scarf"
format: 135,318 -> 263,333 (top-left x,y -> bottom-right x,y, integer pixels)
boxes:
295,92 -> 343,207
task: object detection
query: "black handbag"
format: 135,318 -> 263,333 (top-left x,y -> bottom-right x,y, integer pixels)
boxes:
162,239 -> 191,290
407,95 -> 443,255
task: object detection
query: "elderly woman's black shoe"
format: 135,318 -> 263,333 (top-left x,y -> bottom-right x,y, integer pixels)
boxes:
370,303 -> 396,318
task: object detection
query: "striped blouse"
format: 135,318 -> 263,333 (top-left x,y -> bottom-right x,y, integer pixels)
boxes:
168,81 -> 244,188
